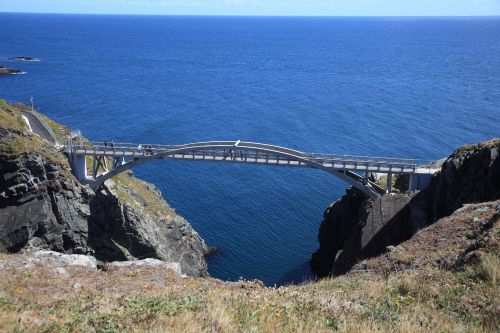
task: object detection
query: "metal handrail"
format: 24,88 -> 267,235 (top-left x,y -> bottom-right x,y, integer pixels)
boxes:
69,141 -> 419,167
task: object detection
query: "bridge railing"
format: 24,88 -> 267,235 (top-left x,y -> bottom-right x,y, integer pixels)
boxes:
69,141 -> 418,170
309,153 -> 416,165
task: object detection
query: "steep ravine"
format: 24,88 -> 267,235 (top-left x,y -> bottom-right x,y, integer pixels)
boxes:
311,138 -> 500,277
0,100 -> 208,277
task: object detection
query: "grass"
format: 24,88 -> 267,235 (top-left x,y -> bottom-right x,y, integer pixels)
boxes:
110,172 -> 178,218
36,112 -> 71,143
375,174 -> 408,192
0,249 -> 497,332
0,100 -> 70,168
0,99 -> 28,132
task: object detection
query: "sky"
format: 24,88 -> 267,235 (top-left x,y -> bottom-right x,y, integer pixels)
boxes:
0,0 -> 499,16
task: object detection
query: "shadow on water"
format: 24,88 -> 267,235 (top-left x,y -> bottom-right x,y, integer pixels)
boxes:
275,261 -> 315,287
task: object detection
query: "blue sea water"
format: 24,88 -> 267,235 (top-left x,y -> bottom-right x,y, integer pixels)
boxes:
1,14 -> 499,285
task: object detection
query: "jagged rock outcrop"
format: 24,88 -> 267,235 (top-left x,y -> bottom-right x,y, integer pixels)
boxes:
0,151 -> 208,276
0,153 -> 93,254
312,138 -> 500,277
311,189 -> 429,276
90,175 -> 208,277
0,101 -> 208,277
426,139 -> 500,220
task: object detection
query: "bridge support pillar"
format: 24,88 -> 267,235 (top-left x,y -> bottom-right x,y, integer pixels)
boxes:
386,172 -> 393,194
72,155 -> 88,182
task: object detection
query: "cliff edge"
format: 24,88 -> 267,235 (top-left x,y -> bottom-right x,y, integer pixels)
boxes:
311,138 -> 500,277
0,100 -> 208,277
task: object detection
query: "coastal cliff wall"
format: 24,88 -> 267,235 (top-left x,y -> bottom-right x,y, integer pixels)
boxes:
312,138 -> 500,277
0,100 -> 208,277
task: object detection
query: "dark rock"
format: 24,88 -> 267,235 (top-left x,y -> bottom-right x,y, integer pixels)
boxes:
0,128 -> 11,142
8,56 -> 39,61
425,139 -> 500,220
0,150 -> 208,277
311,138 -> 500,278
0,66 -> 23,75
311,190 -> 428,276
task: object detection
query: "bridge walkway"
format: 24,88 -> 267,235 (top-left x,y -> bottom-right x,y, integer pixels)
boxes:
66,140 -> 438,198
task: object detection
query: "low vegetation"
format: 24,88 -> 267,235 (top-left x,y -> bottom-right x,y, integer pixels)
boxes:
0,246 -> 497,332
0,100 -> 69,168
1,199 -> 498,332
111,173 -> 179,218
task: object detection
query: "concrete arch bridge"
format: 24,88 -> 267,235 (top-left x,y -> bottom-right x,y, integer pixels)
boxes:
65,138 -> 438,198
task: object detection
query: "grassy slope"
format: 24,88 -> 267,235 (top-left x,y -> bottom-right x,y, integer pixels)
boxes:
0,201 -> 498,332
0,100 -> 69,169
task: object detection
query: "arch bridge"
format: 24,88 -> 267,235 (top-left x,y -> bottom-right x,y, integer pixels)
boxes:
65,138 -> 438,198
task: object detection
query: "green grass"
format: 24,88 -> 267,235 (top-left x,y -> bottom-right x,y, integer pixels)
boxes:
0,99 -> 28,132
0,100 -> 72,176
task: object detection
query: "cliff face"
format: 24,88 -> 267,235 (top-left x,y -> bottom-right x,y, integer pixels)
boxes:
0,152 -> 93,254
92,174 -> 208,277
312,138 -> 500,277
0,101 -> 208,277
426,139 -> 500,220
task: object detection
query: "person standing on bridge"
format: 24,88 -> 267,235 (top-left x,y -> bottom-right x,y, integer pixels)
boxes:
138,144 -> 142,155
111,141 -> 115,152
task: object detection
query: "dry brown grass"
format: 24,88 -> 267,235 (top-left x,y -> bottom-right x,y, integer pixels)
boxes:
0,249 -> 498,333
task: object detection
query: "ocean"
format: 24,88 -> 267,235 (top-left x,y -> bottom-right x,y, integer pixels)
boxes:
1,14 -> 499,285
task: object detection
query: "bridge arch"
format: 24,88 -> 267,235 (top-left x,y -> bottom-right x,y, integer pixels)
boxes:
69,140 -> 415,198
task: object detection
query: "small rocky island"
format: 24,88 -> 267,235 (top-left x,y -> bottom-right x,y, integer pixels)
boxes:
8,56 -> 40,61
0,66 -> 23,75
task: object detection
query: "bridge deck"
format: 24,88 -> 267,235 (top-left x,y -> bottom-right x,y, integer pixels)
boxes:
70,141 -> 436,175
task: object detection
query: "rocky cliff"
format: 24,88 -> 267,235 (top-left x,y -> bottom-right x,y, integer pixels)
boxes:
0,100 -> 208,277
311,138 -> 500,277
